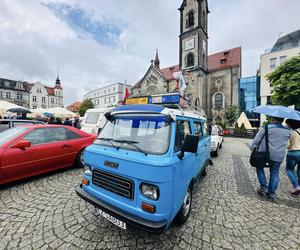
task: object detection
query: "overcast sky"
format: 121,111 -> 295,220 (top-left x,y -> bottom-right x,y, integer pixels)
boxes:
0,0 -> 299,105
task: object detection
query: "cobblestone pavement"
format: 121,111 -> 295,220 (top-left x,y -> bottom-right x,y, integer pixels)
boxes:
1,137 -> 300,249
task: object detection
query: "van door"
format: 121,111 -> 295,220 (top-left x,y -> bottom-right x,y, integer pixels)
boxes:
202,122 -> 210,160
194,121 -> 206,173
172,119 -> 196,217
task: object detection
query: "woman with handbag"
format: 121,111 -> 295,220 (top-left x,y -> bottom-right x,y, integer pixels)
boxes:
250,116 -> 290,200
285,119 -> 300,195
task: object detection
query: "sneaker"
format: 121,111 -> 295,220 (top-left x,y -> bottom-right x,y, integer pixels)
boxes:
267,193 -> 276,200
257,187 -> 267,196
290,187 -> 300,195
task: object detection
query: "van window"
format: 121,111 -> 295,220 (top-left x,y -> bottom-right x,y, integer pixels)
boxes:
174,120 -> 191,152
194,122 -> 203,139
97,114 -> 171,155
85,112 -> 101,124
203,122 -> 209,137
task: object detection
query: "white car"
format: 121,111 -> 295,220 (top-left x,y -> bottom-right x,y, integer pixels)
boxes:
210,125 -> 224,157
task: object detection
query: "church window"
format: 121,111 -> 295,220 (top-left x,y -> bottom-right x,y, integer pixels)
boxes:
186,53 -> 195,67
214,93 -> 223,110
186,11 -> 194,28
146,86 -> 158,95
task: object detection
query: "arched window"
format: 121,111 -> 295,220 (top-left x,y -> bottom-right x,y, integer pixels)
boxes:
214,93 -> 223,110
186,11 -> 194,28
146,86 -> 158,95
186,53 -> 194,67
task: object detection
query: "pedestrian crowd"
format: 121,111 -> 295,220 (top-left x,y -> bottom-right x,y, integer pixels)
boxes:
47,116 -> 81,129
250,117 -> 300,200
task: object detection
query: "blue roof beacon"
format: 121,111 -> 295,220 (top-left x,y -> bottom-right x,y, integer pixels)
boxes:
76,93 -> 211,232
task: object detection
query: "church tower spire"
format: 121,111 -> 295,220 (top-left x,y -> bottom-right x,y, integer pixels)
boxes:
154,49 -> 160,69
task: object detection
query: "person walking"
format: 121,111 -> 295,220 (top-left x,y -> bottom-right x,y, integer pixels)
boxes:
250,116 -> 290,199
48,116 -> 55,124
55,117 -> 63,125
285,119 -> 300,195
63,117 -> 72,126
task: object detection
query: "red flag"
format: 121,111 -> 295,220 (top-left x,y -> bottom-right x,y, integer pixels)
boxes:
122,82 -> 129,104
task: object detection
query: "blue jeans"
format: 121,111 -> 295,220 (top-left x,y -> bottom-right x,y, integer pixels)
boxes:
286,154 -> 300,188
256,161 -> 281,195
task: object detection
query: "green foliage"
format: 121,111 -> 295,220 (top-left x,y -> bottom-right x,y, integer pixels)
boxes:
224,105 -> 240,127
78,99 -> 94,117
215,120 -> 226,129
266,56 -> 300,110
239,123 -> 246,132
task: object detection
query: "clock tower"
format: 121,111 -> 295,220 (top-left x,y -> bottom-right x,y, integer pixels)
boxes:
179,0 -> 209,110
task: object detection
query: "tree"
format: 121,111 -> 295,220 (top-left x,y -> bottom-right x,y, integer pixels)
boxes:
78,99 -> 94,117
224,105 -> 239,127
266,56 -> 300,110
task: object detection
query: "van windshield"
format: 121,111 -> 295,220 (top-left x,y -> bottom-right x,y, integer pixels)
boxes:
85,112 -> 101,124
95,114 -> 171,155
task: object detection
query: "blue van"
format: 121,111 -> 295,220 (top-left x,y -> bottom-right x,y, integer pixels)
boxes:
76,97 -> 211,233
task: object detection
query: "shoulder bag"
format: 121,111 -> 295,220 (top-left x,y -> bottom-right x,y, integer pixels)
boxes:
250,124 -> 272,168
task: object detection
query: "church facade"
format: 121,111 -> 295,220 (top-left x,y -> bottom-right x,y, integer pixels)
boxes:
131,0 -> 241,121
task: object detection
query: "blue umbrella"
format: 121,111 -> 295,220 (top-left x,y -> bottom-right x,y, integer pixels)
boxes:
251,105 -> 300,120
43,112 -> 54,117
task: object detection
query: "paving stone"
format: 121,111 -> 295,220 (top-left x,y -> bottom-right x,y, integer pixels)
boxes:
0,138 -> 299,249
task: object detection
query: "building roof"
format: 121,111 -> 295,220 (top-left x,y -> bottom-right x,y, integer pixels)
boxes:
133,47 -> 241,89
45,86 -> 54,95
159,65 -> 180,81
208,47 -> 241,72
67,101 -> 82,108
271,29 -> 300,52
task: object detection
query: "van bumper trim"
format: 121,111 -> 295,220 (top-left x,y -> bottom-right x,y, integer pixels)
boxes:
75,185 -> 167,233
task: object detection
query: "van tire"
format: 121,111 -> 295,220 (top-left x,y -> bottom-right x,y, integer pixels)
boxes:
201,164 -> 208,177
175,186 -> 192,225
212,147 -> 219,157
76,148 -> 85,168
219,143 -> 222,149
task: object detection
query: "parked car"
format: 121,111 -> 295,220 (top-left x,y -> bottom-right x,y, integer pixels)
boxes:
210,125 -> 224,157
81,108 -> 111,135
0,125 -> 96,185
0,119 -> 44,132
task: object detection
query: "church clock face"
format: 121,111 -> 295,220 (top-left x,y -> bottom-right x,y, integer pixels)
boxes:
184,38 -> 195,51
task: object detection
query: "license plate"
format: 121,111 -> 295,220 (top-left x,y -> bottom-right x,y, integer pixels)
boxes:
95,207 -> 127,230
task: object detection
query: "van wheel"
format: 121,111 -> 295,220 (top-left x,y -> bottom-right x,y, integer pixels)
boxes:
213,147 -> 219,157
202,164 -> 208,177
219,143 -> 222,149
76,148 -> 85,168
175,186 -> 192,225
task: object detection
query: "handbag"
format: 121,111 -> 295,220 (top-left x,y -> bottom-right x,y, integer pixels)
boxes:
250,124 -> 272,168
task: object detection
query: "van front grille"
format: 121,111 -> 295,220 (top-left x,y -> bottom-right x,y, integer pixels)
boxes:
92,169 -> 134,200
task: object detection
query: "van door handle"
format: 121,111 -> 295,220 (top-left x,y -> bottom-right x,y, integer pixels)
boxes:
61,144 -> 72,148
204,144 -> 207,147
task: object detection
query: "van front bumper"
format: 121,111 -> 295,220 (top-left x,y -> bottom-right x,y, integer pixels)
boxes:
75,184 -> 167,233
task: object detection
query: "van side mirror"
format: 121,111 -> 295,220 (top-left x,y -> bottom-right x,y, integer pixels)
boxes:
12,140 -> 31,149
178,135 -> 199,160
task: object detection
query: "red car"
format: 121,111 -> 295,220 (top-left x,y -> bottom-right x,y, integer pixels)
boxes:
0,125 -> 96,185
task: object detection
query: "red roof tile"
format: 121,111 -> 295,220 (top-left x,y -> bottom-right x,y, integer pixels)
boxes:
208,47 -> 241,72
133,47 -> 241,89
67,101 -> 81,108
45,87 -> 54,95
159,65 -> 180,81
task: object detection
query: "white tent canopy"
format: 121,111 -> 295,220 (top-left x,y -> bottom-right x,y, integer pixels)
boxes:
0,101 -> 24,115
43,107 -> 76,118
237,112 -> 253,129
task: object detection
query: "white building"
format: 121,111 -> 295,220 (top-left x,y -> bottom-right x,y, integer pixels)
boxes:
84,82 -> 129,108
259,30 -> 300,124
28,76 -> 64,109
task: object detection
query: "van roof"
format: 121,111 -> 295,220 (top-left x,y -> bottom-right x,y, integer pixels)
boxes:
86,107 -> 112,113
109,104 -> 206,121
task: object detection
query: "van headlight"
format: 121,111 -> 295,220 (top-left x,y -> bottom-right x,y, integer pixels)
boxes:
84,164 -> 92,176
140,183 -> 159,200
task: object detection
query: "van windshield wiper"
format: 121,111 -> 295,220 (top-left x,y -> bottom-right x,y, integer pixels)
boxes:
97,137 -> 119,149
113,139 -> 148,155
